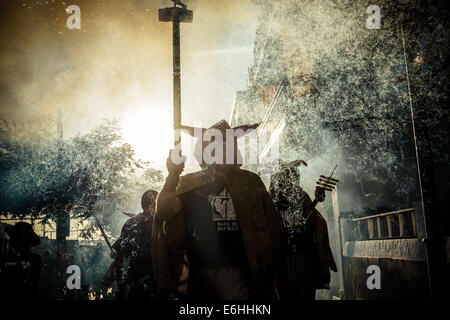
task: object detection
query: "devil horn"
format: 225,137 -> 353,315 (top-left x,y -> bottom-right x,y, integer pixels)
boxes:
291,159 -> 308,167
232,123 -> 260,138
178,124 -> 206,137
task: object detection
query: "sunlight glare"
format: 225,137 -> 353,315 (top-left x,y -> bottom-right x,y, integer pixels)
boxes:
121,105 -> 173,165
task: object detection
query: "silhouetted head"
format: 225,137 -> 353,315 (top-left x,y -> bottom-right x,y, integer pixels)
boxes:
269,160 -> 308,197
180,120 -> 259,171
6,222 -> 40,253
141,189 -> 158,214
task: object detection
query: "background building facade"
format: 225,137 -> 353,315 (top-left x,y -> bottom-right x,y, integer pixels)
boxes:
231,0 -> 449,299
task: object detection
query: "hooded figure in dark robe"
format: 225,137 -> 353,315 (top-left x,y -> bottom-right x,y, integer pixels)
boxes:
152,120 -> 288,300
269,161 -> 337,300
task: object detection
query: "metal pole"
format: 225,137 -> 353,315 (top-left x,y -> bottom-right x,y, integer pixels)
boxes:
173,20 -> 181,149
159,1 -> 193,153
93,215 -> 115,254
55,107 -> 68,297
401,26 -> 433,299
56,108 -> 67,258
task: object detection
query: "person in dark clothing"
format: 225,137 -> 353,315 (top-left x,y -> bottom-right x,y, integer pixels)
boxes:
179,173 -> 253,300
0,222 -> 41,299
269,161 -> 337,300
112,190 -> 160,300
153,120 -> 289,300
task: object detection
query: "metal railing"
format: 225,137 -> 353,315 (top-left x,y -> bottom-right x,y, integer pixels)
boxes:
352,208 -> 416,240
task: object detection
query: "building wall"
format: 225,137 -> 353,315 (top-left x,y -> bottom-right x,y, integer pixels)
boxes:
230,0 -> 450,299
342,257 -> 429,299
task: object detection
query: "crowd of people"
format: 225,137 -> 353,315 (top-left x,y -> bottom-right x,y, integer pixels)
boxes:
0,119 -> 337,301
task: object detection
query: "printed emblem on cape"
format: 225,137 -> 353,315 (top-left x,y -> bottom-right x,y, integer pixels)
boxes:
209,188 -> 237,221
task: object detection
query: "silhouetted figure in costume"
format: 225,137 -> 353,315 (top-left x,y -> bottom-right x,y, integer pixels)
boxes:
0,222 -> 41,299
153,120 -> 288,300
113,190 -> 160,300
269,161 -> 337,300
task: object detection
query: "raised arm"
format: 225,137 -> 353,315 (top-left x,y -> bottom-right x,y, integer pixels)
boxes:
155,150 -> 185,220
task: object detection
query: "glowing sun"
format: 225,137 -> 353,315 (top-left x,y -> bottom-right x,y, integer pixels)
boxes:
121,105 -> 173,165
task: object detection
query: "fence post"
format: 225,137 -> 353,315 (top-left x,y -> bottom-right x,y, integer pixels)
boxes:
376,217 -> 382,238
399,213 -> 405,237
387,215 -> 393,237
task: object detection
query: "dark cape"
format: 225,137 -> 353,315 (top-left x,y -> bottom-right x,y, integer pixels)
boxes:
152,167 -> 289,299
271,186 -> 337,297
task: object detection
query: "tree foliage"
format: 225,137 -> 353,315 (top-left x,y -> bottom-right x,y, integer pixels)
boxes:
0,120 -> 164,238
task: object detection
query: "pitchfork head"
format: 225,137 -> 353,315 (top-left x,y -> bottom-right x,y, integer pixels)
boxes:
315,175 -> 339,202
